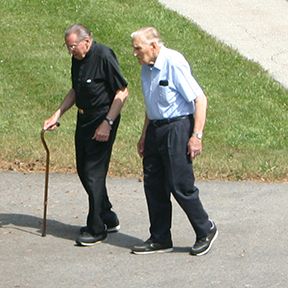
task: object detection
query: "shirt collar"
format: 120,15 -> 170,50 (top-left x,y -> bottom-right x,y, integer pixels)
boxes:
84,40 -> 96,59
153,46 -> 167,70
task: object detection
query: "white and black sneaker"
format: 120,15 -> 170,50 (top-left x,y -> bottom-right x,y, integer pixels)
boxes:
102,210 -> 120,233
131,238 -> 173,255
75,229 -> 107,247
190,220 -> 218,256
80,211 -> 120,234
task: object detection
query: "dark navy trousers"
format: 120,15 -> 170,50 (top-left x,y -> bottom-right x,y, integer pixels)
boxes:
143,117 -> 211,244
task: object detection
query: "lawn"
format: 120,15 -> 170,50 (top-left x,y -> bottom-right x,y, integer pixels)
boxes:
0,0 -> 287,181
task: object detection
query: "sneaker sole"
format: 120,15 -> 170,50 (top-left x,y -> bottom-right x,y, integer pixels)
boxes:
131,247 -> 174,255
107,225 -> 120,233
75,239 -> 106,247
75,235 -> 107,247
191,229 -> 218,256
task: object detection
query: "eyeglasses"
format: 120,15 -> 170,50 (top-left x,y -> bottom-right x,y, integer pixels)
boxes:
64,39 -> 85,51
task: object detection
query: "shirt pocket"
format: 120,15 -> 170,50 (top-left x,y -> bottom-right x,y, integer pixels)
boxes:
81,78 -> 105,96
158,85 -> 174,107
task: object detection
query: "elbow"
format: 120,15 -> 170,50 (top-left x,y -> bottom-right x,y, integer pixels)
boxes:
121,87 -> 129,103
203,94 -> 207,108
124,86 -> 129,98
114,87 -> 129,105
195,93 -> 207,107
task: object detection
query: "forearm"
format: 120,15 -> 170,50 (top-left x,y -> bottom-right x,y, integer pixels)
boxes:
193,94 -> 207,134
57,88 -> 76,117
43,88 -> 76,130
106,87 -> 128,120
92,87 -> 128,142
137,113 -> 149,157
141,113 -> 150,138
187,94 -> 207,159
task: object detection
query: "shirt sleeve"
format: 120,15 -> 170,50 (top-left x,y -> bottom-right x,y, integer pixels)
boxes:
171,56 -> 204,102
104,49 -> 128,95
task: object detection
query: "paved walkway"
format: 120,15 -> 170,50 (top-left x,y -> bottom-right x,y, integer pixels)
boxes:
159,0 -> 288,89
1,172 -> 288,287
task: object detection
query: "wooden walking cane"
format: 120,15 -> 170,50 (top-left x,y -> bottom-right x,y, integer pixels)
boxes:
40,122 -> 60,237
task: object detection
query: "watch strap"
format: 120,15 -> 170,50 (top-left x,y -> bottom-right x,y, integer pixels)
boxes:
105,116 -> 114,126
192,131 -> 203,140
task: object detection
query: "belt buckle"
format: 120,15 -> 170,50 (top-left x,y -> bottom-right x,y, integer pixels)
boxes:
151,119 -> 165,127
78,108 -> 84,114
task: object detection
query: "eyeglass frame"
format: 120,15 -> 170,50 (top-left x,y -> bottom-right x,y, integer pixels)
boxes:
64,37 -> 87,51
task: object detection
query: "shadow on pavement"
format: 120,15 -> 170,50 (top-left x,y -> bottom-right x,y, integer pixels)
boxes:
0,213 -> 79,240
0,213 -> 143,250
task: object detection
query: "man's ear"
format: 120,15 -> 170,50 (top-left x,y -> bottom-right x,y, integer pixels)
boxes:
85,37 -> 91,44
84,37 -> 92,49
151,41 -> 157,48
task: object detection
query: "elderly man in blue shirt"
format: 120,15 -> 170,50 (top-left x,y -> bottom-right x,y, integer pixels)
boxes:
131,27 -> 217,256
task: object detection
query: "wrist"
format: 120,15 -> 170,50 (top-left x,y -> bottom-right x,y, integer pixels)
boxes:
192,131 -> 203,140
104,116 -> 114,126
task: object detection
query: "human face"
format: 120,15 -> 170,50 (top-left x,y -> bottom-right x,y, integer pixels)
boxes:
132,36 -> 158,65
65,33 -> 91,60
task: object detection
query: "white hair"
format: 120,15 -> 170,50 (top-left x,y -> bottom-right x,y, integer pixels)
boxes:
131,27 -> 163,46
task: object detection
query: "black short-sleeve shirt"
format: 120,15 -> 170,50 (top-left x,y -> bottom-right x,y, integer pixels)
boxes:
71,41 -> 128,112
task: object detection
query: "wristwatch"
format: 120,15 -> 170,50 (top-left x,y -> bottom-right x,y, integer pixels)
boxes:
104,116 -> 114,126
192,131 -> 203,140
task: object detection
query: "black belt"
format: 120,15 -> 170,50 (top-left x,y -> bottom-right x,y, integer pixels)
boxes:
150,115 -> 193,127
78,106 -> 108,116
78,108 -> 98,115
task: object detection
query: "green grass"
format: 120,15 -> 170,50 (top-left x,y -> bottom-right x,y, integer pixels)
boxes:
0,0 -> 287,181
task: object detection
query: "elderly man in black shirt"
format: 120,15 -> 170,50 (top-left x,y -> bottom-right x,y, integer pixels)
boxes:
43,24 -> 128,246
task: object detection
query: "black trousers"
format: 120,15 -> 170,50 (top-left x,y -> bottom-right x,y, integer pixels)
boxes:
75,115 -> 120,235
143,117 -> 211,244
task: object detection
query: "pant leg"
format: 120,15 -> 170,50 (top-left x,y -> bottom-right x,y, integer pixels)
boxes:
160,118 -> 211,239
143,125 -> 172,244
75,117 -> 120,235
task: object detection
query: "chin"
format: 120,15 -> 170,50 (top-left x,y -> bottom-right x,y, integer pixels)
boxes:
73,53 -> 85,60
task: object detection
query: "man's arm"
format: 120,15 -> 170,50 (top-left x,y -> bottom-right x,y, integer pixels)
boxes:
137,113 -> 150,157
192,93 -> 207,135
43,88 -> 76,130
92,87 -> 128,141
105,87 -> 129,121
187,93 -> 207,159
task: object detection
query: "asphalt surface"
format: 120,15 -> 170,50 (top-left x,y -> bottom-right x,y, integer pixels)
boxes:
2,1 -> 288,287
1,172 -> 288,288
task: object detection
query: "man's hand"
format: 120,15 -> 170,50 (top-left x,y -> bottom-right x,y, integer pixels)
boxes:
137,135 -> 145,157
43,110 -> 61,131
92,120 -> 111,142
187,135 -> 202,160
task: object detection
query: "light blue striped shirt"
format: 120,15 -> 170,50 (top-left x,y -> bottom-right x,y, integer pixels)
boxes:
141,46 -> 205,120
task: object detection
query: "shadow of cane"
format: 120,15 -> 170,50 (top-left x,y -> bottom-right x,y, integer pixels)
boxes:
0,213 -> 79,240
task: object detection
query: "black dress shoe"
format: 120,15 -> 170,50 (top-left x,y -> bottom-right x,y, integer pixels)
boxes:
131,239 -> 173,255
75,230 -> 107,247
190,220 -> 218,256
